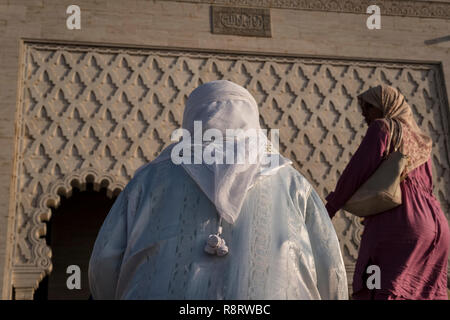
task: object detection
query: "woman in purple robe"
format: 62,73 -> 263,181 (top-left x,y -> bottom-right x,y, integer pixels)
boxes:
325,85 -> 449,300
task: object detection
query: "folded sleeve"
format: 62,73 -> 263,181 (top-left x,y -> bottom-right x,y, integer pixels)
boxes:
88,186 -> 130,300
326,119 -> 389,218
305,186 -> 349,300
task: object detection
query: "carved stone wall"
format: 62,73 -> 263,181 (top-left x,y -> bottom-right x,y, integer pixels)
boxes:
176,0 -> 450,19
13,41 -> 450,298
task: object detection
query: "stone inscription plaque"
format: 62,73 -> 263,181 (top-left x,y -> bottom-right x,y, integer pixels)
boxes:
211,6 -> 271,37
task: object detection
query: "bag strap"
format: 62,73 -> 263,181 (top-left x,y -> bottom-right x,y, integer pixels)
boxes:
392,118 -> 403,152
380,118 -> 408,180
382,118 -> 403,154
391,118 -> 409,180
382,118 -> 393,158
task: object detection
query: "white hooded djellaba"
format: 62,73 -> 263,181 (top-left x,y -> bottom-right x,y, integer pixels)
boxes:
88,80 -> 348,300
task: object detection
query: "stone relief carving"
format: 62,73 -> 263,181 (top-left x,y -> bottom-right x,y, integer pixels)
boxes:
211,6 -> 272,37
12,42 -> 450,298
175,0 -> 450,19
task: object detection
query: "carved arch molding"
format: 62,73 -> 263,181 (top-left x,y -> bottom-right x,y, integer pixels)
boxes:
11,41 -> 450,299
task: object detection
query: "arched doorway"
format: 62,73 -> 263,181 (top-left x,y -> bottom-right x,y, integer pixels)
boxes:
34,183 -> 117,300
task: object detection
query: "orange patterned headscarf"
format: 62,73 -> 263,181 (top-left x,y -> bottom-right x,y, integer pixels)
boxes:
357,85 -> 432,174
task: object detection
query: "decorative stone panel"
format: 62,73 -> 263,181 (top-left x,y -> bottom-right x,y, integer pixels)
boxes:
12,41 -> 450,298
211,6 -> 272,37
176,0 -> 450,20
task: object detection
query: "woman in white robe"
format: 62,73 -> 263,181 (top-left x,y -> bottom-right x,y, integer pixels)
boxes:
88,80 -> 348,300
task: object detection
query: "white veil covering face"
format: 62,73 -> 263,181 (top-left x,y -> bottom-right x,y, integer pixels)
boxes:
141,80 -> 292,224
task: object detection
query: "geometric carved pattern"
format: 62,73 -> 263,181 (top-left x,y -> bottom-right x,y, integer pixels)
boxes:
176,0 -> 450,20
13,42 -> 450,297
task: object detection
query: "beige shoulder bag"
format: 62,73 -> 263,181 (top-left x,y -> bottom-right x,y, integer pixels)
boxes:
343,118 -> 409,217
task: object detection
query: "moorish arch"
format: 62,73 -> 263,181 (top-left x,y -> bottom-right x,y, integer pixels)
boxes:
10,41 -> 450,299
33,177 -> 118,300
12,168 -> 124,300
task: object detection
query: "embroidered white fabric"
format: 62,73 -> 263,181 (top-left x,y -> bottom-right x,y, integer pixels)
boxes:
89,162 -> 349,299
